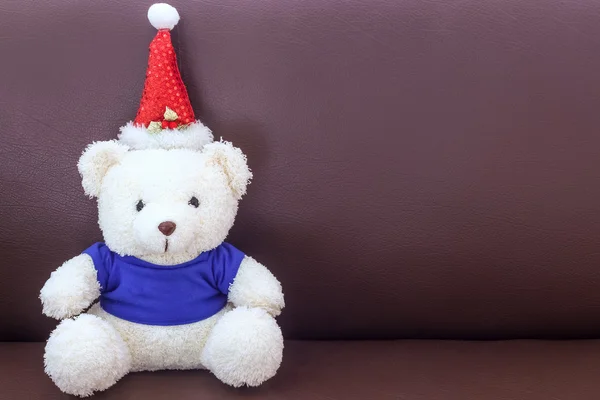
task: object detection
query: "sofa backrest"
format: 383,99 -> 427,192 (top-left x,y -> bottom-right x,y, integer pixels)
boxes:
2,0 -> 600,341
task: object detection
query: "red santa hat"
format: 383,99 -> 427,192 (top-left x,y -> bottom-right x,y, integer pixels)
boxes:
118,3 -> 213,150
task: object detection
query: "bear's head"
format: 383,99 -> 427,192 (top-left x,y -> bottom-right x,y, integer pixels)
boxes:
77,141 -> 252,265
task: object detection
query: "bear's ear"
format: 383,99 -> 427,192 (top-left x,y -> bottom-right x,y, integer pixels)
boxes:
203,141 -> 252,200
77,140 -> 129,198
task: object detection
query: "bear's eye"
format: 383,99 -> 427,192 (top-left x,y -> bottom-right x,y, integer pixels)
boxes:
188,196 -> 200,208
136,200 -> 145,212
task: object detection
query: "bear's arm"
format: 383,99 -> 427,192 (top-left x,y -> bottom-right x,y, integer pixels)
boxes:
39,254 -> 101,320
228,256 -> 285,317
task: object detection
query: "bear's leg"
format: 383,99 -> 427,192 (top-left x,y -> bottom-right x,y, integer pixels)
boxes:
44,313 -> 132,397
201,306 -> 284,387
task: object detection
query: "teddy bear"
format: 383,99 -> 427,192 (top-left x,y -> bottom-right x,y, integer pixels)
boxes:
39,4 -> 284,397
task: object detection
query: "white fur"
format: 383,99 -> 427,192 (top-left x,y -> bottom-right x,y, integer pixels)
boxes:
42,139 -> 282,396
147,3 -> 180,30
118,121 -> 213,151
95,146 -> 244,261
44,314 -> 131,397
201,307 -> 284,387
203,141 -> 253,200
78,141 -> 129,198
88,303 -> 228,372
229,257 -> 285,316
40,254 -> 100,319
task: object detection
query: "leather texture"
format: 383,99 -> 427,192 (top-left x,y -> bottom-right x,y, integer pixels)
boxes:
3,341 -> 600,399
3,0 -> 600,343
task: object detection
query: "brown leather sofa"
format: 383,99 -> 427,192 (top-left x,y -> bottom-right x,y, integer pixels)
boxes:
3,0 -> 600,398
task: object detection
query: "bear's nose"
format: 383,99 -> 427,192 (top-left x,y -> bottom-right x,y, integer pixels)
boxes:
158,221 -> 176,236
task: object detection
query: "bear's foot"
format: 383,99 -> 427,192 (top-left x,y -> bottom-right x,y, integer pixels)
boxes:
44,314 -> 131,397
201,306 -> 284,387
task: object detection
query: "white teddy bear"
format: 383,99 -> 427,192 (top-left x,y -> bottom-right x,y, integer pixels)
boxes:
39,4 -> 284,397
40,139 -> 285,397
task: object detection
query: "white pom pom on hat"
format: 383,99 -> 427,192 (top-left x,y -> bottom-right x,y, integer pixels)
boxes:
147,3 -> 180,30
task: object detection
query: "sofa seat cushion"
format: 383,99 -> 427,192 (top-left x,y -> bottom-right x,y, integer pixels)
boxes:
1,340 -> 599,399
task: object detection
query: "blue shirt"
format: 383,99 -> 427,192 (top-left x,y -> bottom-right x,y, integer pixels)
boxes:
83,242 -> 245,326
